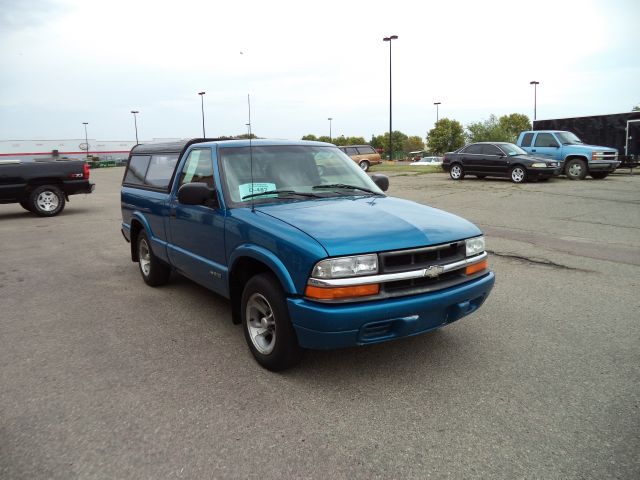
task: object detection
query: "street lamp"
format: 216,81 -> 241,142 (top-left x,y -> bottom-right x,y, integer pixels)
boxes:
328,117 -> 333,142
434,102 -> 441,124
383,34 -> 398,160
198,91 -> 206,137
530,81 -> 540,121
82,122 -> 89,159
130,110 -> 139,145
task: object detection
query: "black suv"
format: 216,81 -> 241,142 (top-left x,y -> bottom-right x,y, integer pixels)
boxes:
442,142 -> 560,183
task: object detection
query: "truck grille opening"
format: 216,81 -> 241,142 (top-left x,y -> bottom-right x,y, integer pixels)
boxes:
378,242 -> 474,297
380,242 -> 465,273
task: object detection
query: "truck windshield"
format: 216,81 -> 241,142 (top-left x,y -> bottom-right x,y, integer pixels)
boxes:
498,143 -> 528,156
219,145 -> 383,206
555,132 -> 583,145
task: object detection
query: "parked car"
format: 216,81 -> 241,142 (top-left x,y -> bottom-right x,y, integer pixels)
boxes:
337,145 -> 382,171
442,142 -> 560,183
516,130 -> 620,180
410,156 -> 442,166
0,158 -> 94,216
121,139 -> 495,371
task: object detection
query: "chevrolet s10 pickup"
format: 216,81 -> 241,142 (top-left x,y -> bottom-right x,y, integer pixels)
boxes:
121,138 -> 495,370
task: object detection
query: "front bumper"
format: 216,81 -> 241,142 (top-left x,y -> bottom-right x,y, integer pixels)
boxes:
588,161 -> 621,172
526,167 -> 560,179
287,271 -> 495,349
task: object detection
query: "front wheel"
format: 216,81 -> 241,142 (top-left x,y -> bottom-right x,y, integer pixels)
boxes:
565,158 -> 587,180
241,273 -> 302,371
28,185 -> 65,217
449,163 -> 464,180
510,166 -> 527,183
359,160 -> 370,172
590,172 -> 609,179
137,231 -> 171,286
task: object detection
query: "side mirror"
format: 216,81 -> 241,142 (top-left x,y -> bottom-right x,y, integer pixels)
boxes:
177,182 -> 218,208
370,174 -> 389,192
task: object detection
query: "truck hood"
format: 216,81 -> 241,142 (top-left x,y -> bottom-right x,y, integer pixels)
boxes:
257,196 -> 482,256
566,144 -> 617,152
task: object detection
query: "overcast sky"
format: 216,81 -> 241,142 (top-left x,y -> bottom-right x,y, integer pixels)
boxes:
0,0 -> 638,142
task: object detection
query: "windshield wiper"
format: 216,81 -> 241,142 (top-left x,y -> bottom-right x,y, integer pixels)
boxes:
312,183 -> 381,195
242,189 -> 321,200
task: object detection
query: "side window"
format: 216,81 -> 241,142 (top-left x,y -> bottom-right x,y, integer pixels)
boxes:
356,146 -> 375,155
464,144 -> 483,154
521,132 -> 534,147
482,144 -> 502,156
534,133 -> 559,147
123,155 -> 150,186
145,154 -> 179,189
345,147 -> 359,156
178,149 -> 214,188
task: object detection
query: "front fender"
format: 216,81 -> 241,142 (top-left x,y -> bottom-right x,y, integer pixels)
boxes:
228,244 -> 297,295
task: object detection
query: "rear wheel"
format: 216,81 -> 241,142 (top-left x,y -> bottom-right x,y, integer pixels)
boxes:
137,230 -> 171,286
28,185 -> 65,217
510,166 -> 527,183
565,158 -> 587,180
358,160 -> 370,172
449,163 -> 464,180
241,273 -> 302,371
590,172 -> 609,179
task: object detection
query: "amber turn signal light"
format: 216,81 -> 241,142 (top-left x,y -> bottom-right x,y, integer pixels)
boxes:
305,283 -> 380,300
465,259 -> 488,275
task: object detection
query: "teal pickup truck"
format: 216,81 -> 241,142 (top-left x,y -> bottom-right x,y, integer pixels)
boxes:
516,130 -> 620,180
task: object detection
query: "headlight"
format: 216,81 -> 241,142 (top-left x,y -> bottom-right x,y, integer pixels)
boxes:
531,162 -> 547,168
465,236 -> 485,257
312,254 -> 378,279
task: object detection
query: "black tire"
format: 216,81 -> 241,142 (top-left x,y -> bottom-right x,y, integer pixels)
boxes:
137,230 -> 171,287
28,185 -> 65,217
449,163 -> 465,180
590,172 -> 609,180
19,201 -> 33,212
241,273 -> 302,371
510,166 -> 527,183
476,175 -> 486,179
359,160 -> 370,172
565,158 -> 587,180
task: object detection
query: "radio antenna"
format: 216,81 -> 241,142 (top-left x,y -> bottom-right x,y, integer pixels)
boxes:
247,93 -> 254,212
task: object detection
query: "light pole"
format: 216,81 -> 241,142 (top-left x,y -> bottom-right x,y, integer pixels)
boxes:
82,122 -> 89,159
434,102 -> 441,124
198,91 -> 206,137
383,35 -> 398,160
328,117 -> 333,142
131,110 -> 139,145
530,81 -> 539,121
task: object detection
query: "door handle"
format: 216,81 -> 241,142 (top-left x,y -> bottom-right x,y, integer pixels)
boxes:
531,149 -> 536,152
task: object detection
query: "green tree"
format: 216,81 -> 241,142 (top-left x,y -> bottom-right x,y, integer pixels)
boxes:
632,104 -> 640,112
371,131 -> 408,159
427,118 -> 465,154
302,134 -> 318,141
402,135 -> 425,153
466,114 -> 508,143
498,113 -> 531,143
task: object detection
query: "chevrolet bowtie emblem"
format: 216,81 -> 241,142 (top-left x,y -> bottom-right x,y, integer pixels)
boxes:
424,265 -> 444,278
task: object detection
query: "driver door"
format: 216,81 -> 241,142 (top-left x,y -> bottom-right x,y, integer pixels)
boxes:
167,147 -> 227,295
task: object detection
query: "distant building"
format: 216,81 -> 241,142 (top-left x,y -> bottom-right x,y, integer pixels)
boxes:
0,138 -> 181,162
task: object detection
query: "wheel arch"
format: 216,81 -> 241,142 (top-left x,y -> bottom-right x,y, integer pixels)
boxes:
128,213 -> 154,262
563,155 -> 588,173
228,249 -> 296,325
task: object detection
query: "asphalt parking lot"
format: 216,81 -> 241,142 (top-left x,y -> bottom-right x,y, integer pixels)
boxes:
1,167 -> 639,479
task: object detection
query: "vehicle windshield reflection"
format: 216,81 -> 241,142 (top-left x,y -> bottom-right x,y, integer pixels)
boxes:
219,145 -> 383,206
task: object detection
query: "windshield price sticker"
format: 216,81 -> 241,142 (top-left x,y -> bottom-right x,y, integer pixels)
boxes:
239,182 -> 277,199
